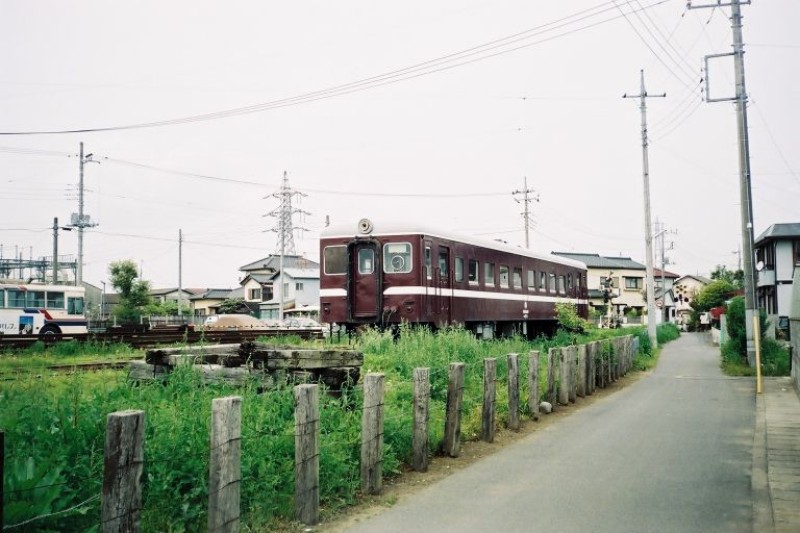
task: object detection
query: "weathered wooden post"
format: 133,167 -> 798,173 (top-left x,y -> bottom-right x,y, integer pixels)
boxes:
568,346 -> 577,404
508,353 -> 520,431
295,384 -> 319,524
1,430 -> 4,530
547,348 -> 557,411
587,342 -> 597,395
558,347 -> 570,406
444,362 -> 465,457
361,373 -> 385,495
413,368 -> 430,472
209,396 -> 242,533
481,358 -> 497,442
528,350 -> 540,421
577,344 -> 587,398
102,410 -> 145,533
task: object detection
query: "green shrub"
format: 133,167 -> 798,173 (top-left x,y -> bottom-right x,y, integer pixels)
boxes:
656,323 -> 680,344
760,338 -> 790,376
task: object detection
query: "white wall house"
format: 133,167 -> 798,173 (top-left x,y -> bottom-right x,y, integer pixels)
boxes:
673,275 -> 711,326
259,268 -> 320,319
755,223 -> 800,338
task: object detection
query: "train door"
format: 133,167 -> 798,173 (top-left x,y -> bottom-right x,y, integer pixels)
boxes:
423,241 -> 434,317
350,241 -> 381,319
437,246 -> 452,325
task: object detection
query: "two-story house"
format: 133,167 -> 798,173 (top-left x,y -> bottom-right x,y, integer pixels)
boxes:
238,255 -> 319,311
260,267 -> 320,319
754,222 -> 800,338
672,274 -> 711,327
552,253 -> 651,325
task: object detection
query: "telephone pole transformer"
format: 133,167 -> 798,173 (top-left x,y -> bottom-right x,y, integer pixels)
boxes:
512,176 -> 539,249
689,0 -> 757,365
624,70 -> 665,349
72,142 -> 99,285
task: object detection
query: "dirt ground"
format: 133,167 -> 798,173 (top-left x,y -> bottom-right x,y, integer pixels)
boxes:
302,371 -> 645,533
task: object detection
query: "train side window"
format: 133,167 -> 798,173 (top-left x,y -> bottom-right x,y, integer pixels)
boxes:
47,291 -> 65,309
468,259 -> 479,284
0,289 -> 4,308
539,272 -> 546,291
549,273 -> 556,293
576,274 -> 582,290
438,250 -> 449,278
513,268 -> 523,290
567,274 -> 573,290
425,246 -> 432,279
7,289 -> 26,308
29,291 -> 45,307
358,248 -> 374,274
383,242 -> 412,274
484,263 -> 495,287
499,265 -> 509,288
455,257 -> 464,283
527,269 -> 536,290
323,245 -> 347,275
558,275 -> 566,294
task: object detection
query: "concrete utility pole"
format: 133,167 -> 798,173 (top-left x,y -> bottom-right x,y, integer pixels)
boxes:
624,70 -> 665,349
178,229 -> 183,316
73,142 -> 99,285
689,0 -> 757,365
512,177 -> 540,249
267,171 -> 309,321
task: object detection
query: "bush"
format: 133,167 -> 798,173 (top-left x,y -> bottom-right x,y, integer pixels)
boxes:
656,323 -> 680,344
760,338 -> 790,376
726,296 -> 769,359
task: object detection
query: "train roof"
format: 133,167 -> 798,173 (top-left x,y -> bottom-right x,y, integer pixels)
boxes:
321,220 -> 586,270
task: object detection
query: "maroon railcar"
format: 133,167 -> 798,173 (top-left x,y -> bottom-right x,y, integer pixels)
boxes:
319,219 -> 588,338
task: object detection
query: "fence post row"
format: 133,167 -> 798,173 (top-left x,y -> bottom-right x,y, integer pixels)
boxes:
577,344 -> 587,398
507,353 -> 520,431
482,358 -> 497,443
412,367 -> 430,472
361,373 -> 385,495
1,430 -> 4,531
569,346 -> 578,404
444,362 -> 465,458
295,384 -> 320,525
528,350 -> 540,421
208,396 -> 242,533
102,410 -> 145,533
558,347 -> 570,406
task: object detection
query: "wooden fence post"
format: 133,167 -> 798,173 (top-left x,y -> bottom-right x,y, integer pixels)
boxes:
444,363 -> 465,457
587,342 -> 597,395
102,410 -> 145,533
209,396 -> 241,533
568,346 -> 577,404
528,350 -> 540,421
1,430 -> 4,531
508,353 -> 520,430
481,358 -> 496,442
577,344 -> 587,398
606,341 -> 614,384
295,384 -> 319,524
361,373 -> 385,495
547,348 -> 557,411
558,347 -> 570,406
413,368 -> 430,472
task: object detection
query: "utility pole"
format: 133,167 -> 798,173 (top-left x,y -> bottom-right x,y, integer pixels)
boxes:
689,0 -> 757,366
512,177 -> 540,248
53,218 -> 59,283
266,171 -> 309,321
624,70 -> 665,349
178,229 -> 183,317
72,142 -> 99,285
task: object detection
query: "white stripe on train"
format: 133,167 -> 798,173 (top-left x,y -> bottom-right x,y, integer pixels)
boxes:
320,286 -> 587,306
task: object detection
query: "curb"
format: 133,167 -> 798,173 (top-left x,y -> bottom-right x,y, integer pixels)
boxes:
752,389 -> 775,533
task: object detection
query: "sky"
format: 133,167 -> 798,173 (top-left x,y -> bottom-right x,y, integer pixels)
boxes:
1,0 -> 798,291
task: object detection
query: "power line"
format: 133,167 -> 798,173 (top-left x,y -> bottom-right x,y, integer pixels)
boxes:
0,0 -> 668,135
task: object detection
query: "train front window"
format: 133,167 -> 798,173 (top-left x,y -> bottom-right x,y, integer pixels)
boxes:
323,246 -> 347,275
383,242 -> 412,274
47,291 -> 65,309
68,297 -> 84,315
358,249 -> 374,274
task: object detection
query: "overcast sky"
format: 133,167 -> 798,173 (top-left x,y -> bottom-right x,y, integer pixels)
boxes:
1,0 -> 797,290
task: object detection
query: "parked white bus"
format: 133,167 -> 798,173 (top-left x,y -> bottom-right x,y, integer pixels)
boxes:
0,281 -> 88,336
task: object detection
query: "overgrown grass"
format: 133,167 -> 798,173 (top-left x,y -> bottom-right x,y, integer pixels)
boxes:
721,337 -> 790,377
2,324 -> 666,531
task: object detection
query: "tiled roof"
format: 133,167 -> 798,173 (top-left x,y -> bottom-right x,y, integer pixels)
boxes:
189,288 -> 232,300
239,255 -> 319,272
755,223 -> 800,245
552,252 -> 646,270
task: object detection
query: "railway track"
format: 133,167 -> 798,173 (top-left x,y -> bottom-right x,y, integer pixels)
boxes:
0,327 -> 325,351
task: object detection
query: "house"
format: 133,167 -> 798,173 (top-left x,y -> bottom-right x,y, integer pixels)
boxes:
673,274 -> 711,326
653,268 -> 681,324
259,267 -> 320,319
552,253 -> 651,325
150,287 -> 199,309
189,288 -> 232,317
754,222 -> 800,338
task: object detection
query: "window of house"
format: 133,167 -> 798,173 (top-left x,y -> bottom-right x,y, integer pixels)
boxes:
249,288 -> 262,300
484,263 -> 495,287
358,248 -> 374,274
296,282 -> 304,292
557,275 -> 566,294
624,277 -> 642,290
383,242 -> 412,273
455,257 -> 464,283
499,265 -> 510,288
527,270 -> 536,290
468,259 -> 479,284
323,245 -> 347,275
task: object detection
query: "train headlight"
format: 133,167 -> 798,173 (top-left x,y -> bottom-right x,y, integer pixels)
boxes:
358,218 -> 374,234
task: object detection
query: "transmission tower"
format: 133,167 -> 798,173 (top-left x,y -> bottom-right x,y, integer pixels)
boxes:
266,171 -> 309,320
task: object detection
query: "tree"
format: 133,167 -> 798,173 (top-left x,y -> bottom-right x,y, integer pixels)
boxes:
710,265 -> 744,289
688,279 -> 736,329
218,298 -> 247,315
109,259 -> 152,323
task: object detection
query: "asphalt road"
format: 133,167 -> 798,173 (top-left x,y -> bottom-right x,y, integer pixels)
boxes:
345,333 -> 755,533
